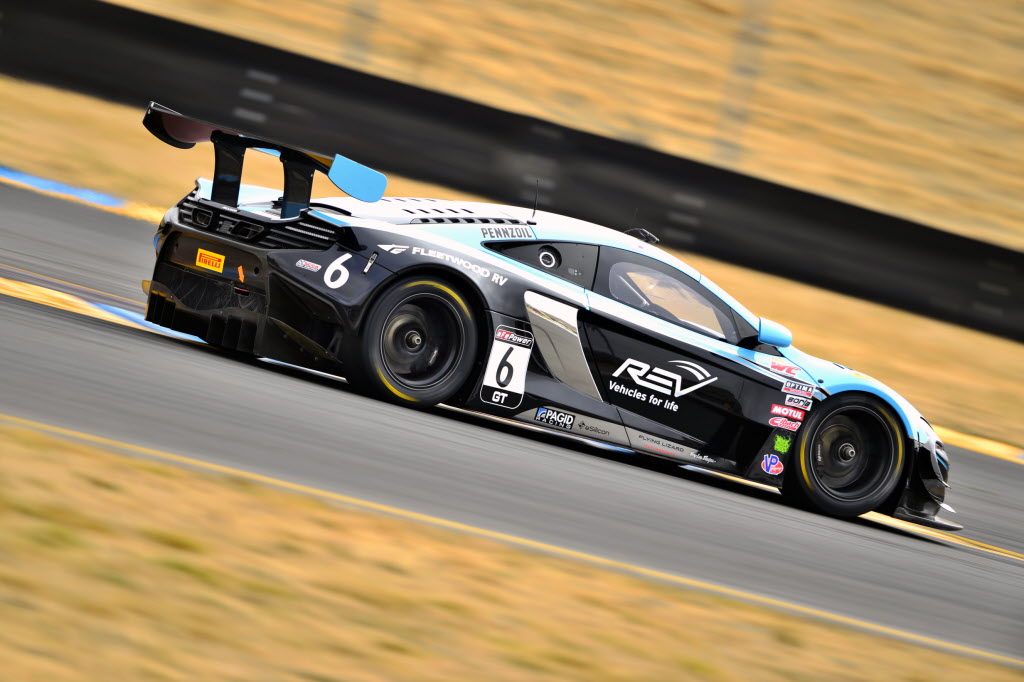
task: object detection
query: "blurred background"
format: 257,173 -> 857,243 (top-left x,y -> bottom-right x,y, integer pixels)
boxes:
1,0 -> 1021,445
1,2 -> 1023,680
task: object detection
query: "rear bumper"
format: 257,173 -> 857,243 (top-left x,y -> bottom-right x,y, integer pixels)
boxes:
147,213 -> 357,372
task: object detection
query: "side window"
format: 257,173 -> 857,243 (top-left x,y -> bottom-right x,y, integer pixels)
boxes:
489,242 -> 599,289
597,248 -> 739,343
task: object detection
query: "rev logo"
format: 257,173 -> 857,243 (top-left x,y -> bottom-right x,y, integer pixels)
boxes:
612,358 -> 717,398
761,454 -> 784,475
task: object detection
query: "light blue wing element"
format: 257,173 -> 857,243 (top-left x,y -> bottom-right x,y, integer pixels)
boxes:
327,154 -> 387,203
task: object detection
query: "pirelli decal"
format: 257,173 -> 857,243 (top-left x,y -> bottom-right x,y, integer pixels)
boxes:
196,248 -> 226,273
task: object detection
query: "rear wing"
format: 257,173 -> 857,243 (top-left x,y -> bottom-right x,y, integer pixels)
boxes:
143,102 -> 387,217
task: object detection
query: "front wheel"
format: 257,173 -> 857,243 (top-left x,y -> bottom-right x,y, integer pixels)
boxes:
782,394 -> 906,517
341,276 -> 478,406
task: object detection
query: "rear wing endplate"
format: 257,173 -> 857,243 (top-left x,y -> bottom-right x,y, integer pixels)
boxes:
143,102 -> 386,217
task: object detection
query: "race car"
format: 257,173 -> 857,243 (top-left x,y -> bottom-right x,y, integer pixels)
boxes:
141,102 -> 958,530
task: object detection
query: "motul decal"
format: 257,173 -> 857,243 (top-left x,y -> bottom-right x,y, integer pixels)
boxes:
770,404 -> 805,421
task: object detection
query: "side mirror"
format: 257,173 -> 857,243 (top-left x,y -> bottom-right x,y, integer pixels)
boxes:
758,318 -> 792,348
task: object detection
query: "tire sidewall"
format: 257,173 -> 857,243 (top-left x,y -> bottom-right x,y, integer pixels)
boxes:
349,277 -> 478,406
786,393 -> 907,517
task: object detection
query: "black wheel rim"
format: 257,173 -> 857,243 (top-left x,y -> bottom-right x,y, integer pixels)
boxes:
379,293 -> 464,389
809,406 -> 898,502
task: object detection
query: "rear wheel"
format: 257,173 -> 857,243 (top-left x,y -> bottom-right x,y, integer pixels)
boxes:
782,394 -> 906,517
342,276 -> 478,406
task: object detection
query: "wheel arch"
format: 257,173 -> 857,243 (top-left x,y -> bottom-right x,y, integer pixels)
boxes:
355,263 -> 490,336
822,385 -> 919,443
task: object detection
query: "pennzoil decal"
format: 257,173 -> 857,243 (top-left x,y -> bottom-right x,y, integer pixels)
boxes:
480,225 -> 535,240
196,248 -> 225,273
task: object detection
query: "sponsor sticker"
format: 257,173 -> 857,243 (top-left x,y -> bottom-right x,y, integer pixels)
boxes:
480,326 -> 534,409
411,246 -> 507,286
769,359 -> 800,377
784,395 -> 812,410
534,407 -> 575,430
609,358 -> 717,412
781,380 -> 814,398
196,248 -> 225,273
574,420 -> 611,437
769,416 -> 801,432
295,259 -> 322,272
495,327 -> 533,348
480,225 -> 535,240
770,403 -> 805,421
773,434 -> 792,454
378,244 -> 409,254
761,453 -> 784,475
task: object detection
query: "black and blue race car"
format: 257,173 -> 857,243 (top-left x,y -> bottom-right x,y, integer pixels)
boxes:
142,103 -> 958,530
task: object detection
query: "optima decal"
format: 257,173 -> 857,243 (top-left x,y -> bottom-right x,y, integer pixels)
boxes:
196,248 -> 225,273
609,358 -> 717,412
770,404 -> 805,421
480,225 -> 535,240
769,417 -> 801,432
781,380 -> 814,398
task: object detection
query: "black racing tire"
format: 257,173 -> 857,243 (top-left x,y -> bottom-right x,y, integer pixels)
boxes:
341,276 -> 478,406
781,393 -> 907,517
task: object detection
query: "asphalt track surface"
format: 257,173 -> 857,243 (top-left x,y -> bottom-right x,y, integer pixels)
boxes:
2,184 -> 1022,661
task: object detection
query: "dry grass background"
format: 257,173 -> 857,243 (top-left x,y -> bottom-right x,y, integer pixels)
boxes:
2,74 -> 1023,446
106,0 -> 1024,251
2,425 -> 1021,681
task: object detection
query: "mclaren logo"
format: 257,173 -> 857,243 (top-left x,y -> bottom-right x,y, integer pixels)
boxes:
612,358 -> 718,398
378,244 -> 409,255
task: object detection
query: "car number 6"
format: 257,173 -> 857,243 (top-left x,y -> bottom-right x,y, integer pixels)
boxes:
496,346 -> 515,387
324,253 -> 353,289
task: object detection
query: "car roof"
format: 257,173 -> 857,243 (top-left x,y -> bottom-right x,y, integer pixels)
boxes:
317,196 -> 697,273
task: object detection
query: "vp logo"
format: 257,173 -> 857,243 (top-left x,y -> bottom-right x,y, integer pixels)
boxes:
612,358 -> 718,398
761,454 -> 784,475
